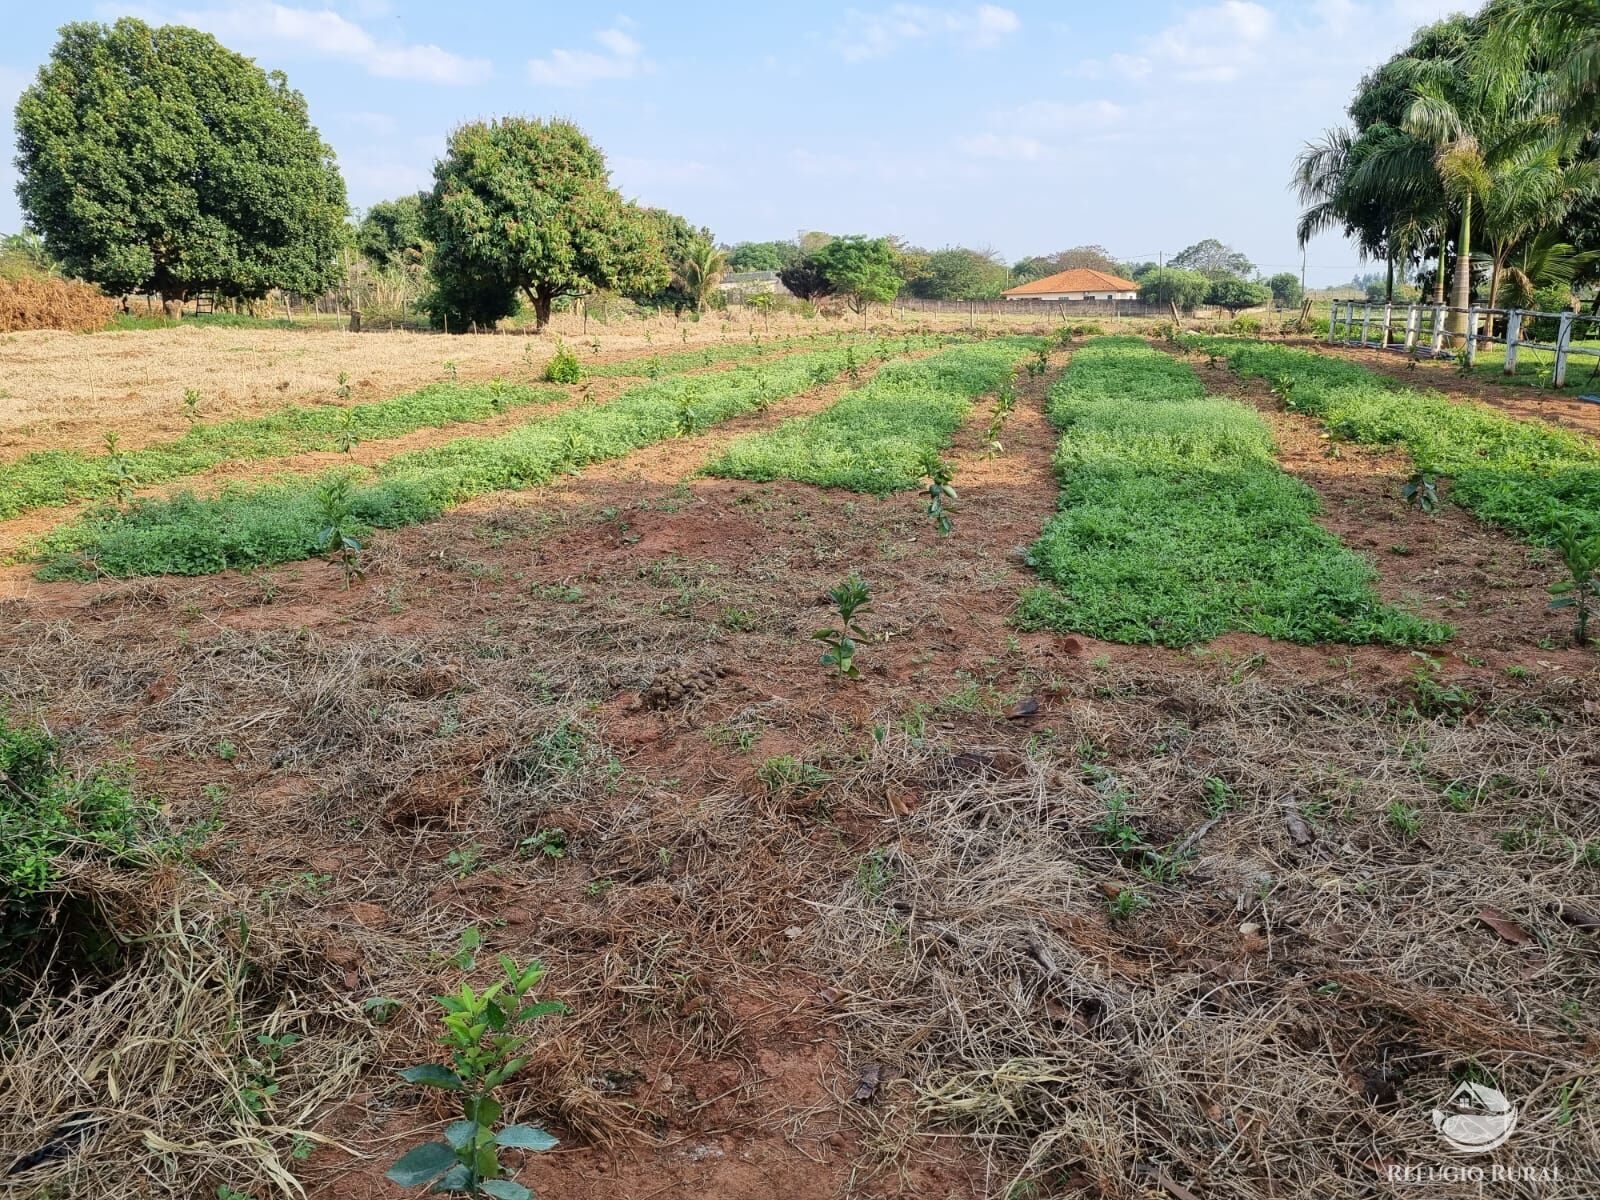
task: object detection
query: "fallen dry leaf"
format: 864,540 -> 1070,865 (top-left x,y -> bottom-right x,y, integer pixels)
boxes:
886,787 -> 917,817
1004,696 -> 1042,719
1554,902 -> 1600,932
1133,1164 -> 1200,1200
1476,906 -> 1535,948
1285,810 -> 1315,845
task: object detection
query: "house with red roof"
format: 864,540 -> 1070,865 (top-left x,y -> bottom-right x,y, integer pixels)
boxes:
1002,268 -> 1141,302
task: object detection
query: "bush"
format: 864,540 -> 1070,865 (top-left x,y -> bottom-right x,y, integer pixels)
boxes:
1,712 -> 163,965
1266,272 -> 1303,309
0,276 -> 116,332
1526,285 -> 1574,342
543,340 -> 583,383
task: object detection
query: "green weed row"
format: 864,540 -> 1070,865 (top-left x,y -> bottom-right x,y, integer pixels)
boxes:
1018,337 -> 1450,647
705,337 -> 1040,494
584,332 -> 843,377
33,340 -> 952,579
0,336 -> 895,523
1182,335 -> 1600,543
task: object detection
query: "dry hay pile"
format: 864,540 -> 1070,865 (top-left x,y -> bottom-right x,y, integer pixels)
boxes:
810,664 -> 1599,1198
0,276 -> 116,333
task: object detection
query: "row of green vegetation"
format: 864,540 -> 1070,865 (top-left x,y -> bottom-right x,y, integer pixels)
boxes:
584,333 -> 836,378
706,337 -> 1040,494
32,339 -> 955,579
0,334 -> 894,523
1184,335 -> 1600,543
1018,337 -> 1451,647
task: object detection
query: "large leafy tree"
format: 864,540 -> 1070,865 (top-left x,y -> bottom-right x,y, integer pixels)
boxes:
1137,268 -> 1210,313
1266,272 -> 1304,307
911,246 -> 1008,300
1168,239 -> 1256,280
357,194 -> 429,270
1206,278 -> 1272,314
423,117 -> 667,331
632,208 -> 719,314
1013,245 -> 1121,280
14,18 -> 348,312
804,235 -> 902,313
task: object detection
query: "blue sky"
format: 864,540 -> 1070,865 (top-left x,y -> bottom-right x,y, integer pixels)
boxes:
0,1 -> 1468,285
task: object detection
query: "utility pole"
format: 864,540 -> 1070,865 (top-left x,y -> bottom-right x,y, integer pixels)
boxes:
1300,246 -> 1307,297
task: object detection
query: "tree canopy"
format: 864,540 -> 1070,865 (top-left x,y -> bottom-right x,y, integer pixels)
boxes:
726,240 -> 798,272
1206,278 -> 1272,314
1013,245 -> 1121,281
14,18 -> 348,310
356,194 -> 429,270
631,208 -> 719,313
422,117 -> 667,331
1168,239 -> 1256,281
910,247 -> 1008,300
1266,272 -> 1305,308
1137,268 -> 1210,313
807,236 -> 903,313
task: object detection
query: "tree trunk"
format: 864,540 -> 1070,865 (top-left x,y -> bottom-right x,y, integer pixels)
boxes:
532,287 -> 554,332
1447,195 -> 1473,337
1433,234 -> 1448,305
1384,251 -> 1395,304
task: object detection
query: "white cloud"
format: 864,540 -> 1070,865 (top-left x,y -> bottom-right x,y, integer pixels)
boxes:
1084,1 -> 1275,84
957,132 -> 1051,162
113,3 -> 490,84
835,4 -> 1020,62
528,27 -> 650,87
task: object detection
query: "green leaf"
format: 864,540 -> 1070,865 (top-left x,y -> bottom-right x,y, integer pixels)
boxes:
443,1120 -> 477,1150
399,1065 -> 464,1090
429,1163 -> 472,1192
496,1124 -> 559,1152
385,1141 -> 457,1187
514,1001 -> 567,1021
479,1181 -> 532,1200
462,1095 -> 503,1126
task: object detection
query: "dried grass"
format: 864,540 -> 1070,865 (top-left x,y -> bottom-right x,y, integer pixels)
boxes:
0,277 -> 115,333
810,663 -> 1600,1198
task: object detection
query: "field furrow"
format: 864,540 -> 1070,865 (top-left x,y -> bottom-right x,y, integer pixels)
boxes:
28,339 -> 959,579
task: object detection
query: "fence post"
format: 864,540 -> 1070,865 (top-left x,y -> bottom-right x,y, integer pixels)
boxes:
1403,305 -> 1420,350
1430,305 -> 1446,354
1553,312 -> 1574,388
1503,310 -> 1521,376
1360,303 -> 1372,346
1328,302 -> 1338,343
1381,303 -> 1393,348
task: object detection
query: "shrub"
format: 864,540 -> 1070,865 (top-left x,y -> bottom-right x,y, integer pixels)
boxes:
1525,284 -> 1574,342
0,276 -> 116,332
0,712 -> 163,965
543,340 -> 583,383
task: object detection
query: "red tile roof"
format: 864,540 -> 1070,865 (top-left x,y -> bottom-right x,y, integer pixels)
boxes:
1003,268 -> 1141,296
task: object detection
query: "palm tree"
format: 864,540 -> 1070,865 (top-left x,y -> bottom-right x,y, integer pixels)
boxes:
676,240 -> 727,312
1482,0 -> 1600,140
1477,148 -> 1600,310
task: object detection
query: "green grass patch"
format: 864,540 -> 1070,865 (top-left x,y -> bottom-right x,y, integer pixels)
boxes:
1184,335 -> 1600,542
584,333 -> 864,378
33,340 -> 952,579
1018,337 -> 1450,647
1,711 -> 165,967
704,337 -> 1039,493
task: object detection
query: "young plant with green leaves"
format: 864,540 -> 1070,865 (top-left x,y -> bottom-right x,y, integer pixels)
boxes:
922,454 -> 957,535
386,957 -> 564,1199
1403,471 -> 1440,513
1549,525 -> 1600,646
542,341 -> 582,384
814,573 -> 873,679
313,475 -> 364,586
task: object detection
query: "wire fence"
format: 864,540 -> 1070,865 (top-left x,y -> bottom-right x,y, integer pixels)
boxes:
1326,299 -> 1600,391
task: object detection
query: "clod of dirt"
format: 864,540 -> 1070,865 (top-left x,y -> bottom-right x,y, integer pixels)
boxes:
639,664 -> 727,710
